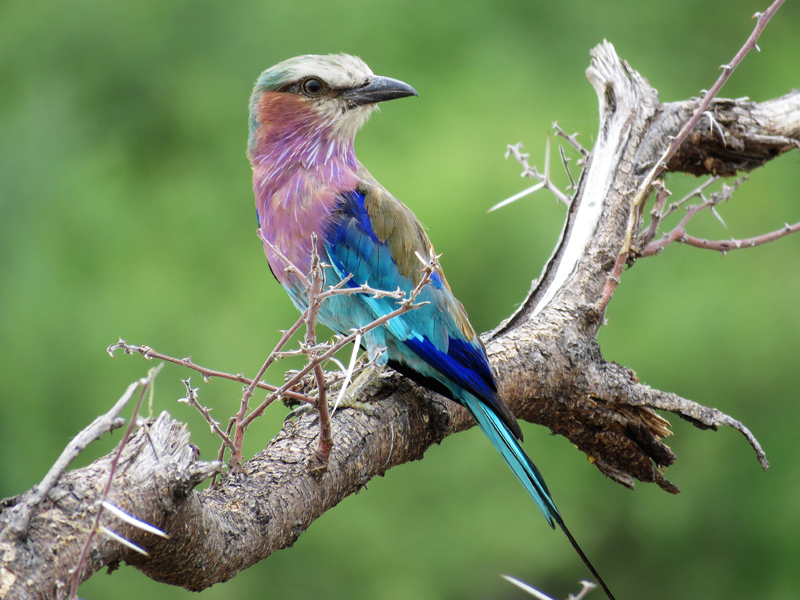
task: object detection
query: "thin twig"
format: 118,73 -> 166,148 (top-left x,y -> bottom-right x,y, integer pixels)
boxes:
112,235 -> 434,471
648,220 -> 800,256
212,418 -> 236,486
69,364 -> 163,599
559,144 -> 578,191
304,236 -> 334,461
6,379 -> 138,536
568,581 -> 599,600
318,282 -> 405,301
108,340 -> 314,405
641,178 -> 758,257
258,231 -> 312,289
490,137 -> 571,211
597,251 -> 628,312
620,0 -> 786,255
179,379 -> 236,452
239,260 -> 435,430
661,177 -> 721,221
236,236 -> 399,459
272,345 -> 335,358
553,121 -> 590,156
636,180 -> 671,250
231,306 -> 311,469
634,175 -> 716,259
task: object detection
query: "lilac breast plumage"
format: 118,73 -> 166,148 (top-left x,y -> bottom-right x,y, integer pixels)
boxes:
252,157 -> 359,293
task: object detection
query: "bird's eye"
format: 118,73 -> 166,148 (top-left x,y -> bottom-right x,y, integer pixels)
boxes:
302,78 -> 324,97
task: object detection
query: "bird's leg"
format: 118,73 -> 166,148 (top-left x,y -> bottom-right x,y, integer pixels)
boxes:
284,359 -> 384,421
331,362 -> 383,416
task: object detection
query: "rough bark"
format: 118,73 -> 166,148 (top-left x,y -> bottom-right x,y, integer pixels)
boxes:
1,42 -> 797,599
662,91 -> 800,176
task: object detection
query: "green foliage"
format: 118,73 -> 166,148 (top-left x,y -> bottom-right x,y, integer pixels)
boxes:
1,0 -> 798,598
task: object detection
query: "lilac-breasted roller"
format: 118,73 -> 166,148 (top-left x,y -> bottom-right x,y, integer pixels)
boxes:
248,54 -> 614,599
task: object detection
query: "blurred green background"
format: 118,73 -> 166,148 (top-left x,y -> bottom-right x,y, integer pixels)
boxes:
1,0 -> 798,598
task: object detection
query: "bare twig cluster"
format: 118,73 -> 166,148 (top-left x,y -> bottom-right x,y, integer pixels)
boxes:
495,0 -> 797,313
111,232 -> 435,471
619,0 -> 787,256
2,365 -> 167,584
638,175 -> 800,255
66,365 -> 170,599
491,122 -> 590,213
491,138 -> 572,211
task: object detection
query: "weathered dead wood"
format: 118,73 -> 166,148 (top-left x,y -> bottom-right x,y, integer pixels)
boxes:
0,415 -> 219,599
656,91 -> 800,176
1,41 -> 796,598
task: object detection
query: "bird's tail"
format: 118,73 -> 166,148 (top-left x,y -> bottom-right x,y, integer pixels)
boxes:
462,394 -> 617,600
461,394 -> 559,527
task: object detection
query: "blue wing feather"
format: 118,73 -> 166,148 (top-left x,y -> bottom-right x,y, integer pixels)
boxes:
320,184 -> 562,532
324,189 -> 496,398
404,336 -> 497,410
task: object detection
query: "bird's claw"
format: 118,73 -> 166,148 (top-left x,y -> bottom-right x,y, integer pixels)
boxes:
283,364 -> 384,422
331,363 -> 383,416
333,396 -> 380,416
284,395 -> 379,421
284,402 -> 316,422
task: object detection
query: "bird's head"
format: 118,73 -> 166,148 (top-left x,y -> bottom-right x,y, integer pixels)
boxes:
248,54 -> 417,160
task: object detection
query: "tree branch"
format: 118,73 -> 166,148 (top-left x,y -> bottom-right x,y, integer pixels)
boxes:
653,90 -> 800,177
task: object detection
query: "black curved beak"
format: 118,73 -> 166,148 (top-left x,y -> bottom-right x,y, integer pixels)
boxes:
342,75 -> 418,107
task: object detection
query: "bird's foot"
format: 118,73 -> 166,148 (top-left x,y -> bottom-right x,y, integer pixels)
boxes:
331,363 -> 383,416
284,364 -> 384,422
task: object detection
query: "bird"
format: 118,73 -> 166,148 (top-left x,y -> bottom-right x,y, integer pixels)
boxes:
248,54 -> 615,600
